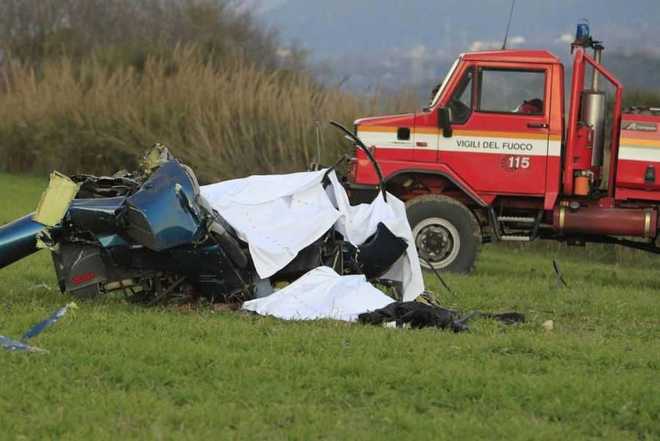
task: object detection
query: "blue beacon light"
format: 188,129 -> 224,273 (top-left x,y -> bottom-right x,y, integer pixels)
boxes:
576,21 -> 590,43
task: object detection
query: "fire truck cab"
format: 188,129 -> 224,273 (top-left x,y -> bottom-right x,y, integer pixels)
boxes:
348,25 -> 660,272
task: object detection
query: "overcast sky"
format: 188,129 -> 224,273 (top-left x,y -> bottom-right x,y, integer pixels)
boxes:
244,0 -> 660,90
249,0 -> 660,54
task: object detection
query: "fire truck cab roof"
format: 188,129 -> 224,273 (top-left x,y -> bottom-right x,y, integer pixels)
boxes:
462,49 -> 561,64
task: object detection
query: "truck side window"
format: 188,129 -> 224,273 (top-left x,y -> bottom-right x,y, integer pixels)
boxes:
477,69 -> 545,115
447,69 -> 473,124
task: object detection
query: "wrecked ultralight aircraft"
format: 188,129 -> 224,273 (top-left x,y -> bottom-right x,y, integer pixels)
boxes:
0,123 -> 423,304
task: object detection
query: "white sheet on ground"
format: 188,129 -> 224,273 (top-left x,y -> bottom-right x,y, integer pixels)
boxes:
241,266 -> 394,322
200,169 -> 424,301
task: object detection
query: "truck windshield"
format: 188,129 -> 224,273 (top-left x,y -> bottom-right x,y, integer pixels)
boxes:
428,58 -> 460,109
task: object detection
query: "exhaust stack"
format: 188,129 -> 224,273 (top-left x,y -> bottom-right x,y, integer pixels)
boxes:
582,44 -> 607,168
572,22 -> 607,171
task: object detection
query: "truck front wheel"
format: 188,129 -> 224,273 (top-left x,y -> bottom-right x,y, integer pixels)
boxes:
406,195 -> 480,273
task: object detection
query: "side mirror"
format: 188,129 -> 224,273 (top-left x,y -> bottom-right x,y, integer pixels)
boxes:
438,107 -> 453,138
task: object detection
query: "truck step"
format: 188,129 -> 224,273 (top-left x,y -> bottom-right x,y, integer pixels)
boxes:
497,216 -> 537,223
500,235 -> 532,242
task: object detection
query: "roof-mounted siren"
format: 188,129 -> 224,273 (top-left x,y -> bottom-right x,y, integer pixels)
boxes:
574,21 -> 591,46
573,20 -> 607,169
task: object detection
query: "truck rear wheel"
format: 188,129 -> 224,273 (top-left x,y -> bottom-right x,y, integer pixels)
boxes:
406,195 -> 480,273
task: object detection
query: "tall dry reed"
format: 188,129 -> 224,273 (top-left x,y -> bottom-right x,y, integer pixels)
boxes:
0,46 -> 417,182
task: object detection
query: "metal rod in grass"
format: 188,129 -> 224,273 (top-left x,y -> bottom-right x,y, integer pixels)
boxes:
420,256 -> 456,296
552,258 -> 569,289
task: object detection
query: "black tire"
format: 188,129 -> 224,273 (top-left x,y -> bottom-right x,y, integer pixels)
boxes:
406,195 -> 481,273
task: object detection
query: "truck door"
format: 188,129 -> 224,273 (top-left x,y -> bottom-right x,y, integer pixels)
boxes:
413,63 -> 472,163
441,64 -> 552,195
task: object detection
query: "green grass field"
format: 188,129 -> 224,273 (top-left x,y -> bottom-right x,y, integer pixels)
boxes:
0,172 -> 658,440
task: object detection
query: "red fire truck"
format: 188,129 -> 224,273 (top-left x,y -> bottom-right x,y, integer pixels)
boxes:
347,25 -> 660,272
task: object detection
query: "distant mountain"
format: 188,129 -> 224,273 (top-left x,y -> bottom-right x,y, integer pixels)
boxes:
311,49 -> 660,110
251,0 -> 660,96
256,0 -> 660,59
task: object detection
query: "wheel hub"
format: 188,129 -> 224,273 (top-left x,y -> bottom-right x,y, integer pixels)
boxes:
418,225 -> 453,261
412,217 -> 461,269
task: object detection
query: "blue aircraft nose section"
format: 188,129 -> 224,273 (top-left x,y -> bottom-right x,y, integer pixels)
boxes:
124,161 -> 204,251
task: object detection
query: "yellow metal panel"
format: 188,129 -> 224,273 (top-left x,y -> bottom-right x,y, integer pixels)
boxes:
33,172 -> 79,227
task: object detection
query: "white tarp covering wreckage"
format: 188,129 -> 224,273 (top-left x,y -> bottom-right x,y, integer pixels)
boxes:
200,168 -> 423,301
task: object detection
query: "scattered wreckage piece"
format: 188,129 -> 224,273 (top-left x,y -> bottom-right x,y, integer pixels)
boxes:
21,302 -> 78,341
1,302 -> 77,353
0,336 -> 47,353
358,302 -> 525,332
420,256 -> 456,296
358,301 -> 467,332
552,259 -> 570,289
